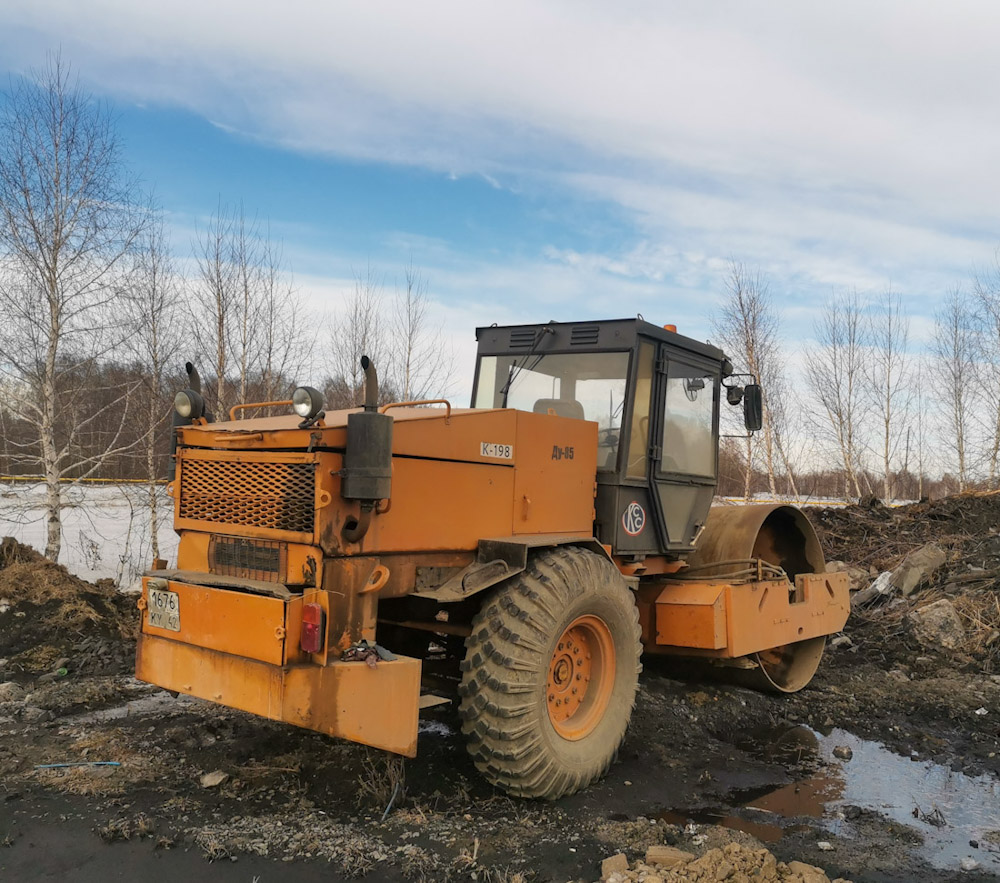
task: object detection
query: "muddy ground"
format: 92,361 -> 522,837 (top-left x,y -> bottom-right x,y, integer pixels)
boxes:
3,496 -> 1000,882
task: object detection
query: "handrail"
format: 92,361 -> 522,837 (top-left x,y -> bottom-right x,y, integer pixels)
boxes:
379,399 -> 452,420
228,399 -> 293,421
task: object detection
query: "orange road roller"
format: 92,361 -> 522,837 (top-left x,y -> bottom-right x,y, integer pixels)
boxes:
136,318 -> 849,798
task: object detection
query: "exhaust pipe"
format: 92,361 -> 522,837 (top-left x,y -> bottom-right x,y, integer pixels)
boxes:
342,355 -> 393,544
361,355 -> 378,411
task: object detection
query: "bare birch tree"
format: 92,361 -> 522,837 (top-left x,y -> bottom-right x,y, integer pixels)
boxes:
190,203 -> 307,418
191,203 -> 237,418
911,356 -> 930,500
255,233 -> 308,402
390,264 -> 453,401
327,265 -> 390,408
972,256 -> 1000,483
712,261 -> 789,499
804,291 -> 867,499
326,263 -> 454,409
0,56 -> 147,560
120,216 -> 182,559
866,290 -> 910,501
934,290 -> 976,492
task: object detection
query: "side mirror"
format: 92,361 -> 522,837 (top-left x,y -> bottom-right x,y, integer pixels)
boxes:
743,384 -> 763,432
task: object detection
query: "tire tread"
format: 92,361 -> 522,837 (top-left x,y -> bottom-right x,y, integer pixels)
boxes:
458,547 -> 641,799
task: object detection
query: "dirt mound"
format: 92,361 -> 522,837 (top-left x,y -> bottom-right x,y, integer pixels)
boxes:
0,537 -> 137,680
810,494 -> 1000,672
601,841 -> 851,882
811,493 -> 1000,573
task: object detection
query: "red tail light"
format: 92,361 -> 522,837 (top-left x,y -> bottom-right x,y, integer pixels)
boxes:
301,602 -> 325,654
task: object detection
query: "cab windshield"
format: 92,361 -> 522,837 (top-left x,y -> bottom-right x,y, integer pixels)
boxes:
473,352 -> 629,470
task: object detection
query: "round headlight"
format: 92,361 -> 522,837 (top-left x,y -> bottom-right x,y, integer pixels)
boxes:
174,389 -> 205,420
292,386 -> 324,419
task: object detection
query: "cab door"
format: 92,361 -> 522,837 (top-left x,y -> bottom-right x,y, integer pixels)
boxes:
646,345 -> 719,553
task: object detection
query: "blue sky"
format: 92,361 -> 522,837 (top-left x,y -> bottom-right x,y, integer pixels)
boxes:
3,1 -> 1000,397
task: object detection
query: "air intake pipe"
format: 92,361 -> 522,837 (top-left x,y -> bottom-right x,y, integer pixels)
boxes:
342,356 -> 393,543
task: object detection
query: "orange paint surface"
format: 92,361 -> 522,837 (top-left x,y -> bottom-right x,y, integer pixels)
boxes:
136,633 -> 421,756
650,570 -> 850,657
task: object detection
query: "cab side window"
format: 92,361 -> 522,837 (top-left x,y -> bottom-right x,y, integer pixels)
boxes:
659,361 -> 717,477
626,341 -> 655,478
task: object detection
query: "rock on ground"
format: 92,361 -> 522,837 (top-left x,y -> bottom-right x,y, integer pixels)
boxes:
825,561 -> 869,592
890,543 -> 947,596
908,598 -> 966,650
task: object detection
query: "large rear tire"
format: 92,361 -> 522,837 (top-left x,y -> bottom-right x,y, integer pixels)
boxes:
458,547 -> 641,799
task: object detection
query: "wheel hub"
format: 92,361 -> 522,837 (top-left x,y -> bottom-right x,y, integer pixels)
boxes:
546,615 -> 615,741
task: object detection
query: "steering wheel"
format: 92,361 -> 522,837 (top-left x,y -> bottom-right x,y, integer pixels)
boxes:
599,428 -> 620,446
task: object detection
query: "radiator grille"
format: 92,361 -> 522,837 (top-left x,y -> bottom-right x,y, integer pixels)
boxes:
179,459 -> 316,534
209,536 -> 286,582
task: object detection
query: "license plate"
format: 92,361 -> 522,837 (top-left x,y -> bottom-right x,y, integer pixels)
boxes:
148,588 -> 180,632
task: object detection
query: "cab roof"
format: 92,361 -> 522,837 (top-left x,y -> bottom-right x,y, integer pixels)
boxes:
474,317 -> 728,364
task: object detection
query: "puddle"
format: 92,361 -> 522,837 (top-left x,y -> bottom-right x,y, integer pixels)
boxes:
666,725 -> 1000,871
814,728 -> 1000,870
659,808 -> 808,843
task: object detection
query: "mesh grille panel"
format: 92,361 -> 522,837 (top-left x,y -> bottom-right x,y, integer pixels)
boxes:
210,535 -> 286,582
179,459 -> 315,534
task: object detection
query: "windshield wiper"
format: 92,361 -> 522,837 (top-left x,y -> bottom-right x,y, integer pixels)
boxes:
500,324 -> 555,407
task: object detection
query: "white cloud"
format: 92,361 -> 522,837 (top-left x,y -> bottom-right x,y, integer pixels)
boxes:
4,1 -> 1000,334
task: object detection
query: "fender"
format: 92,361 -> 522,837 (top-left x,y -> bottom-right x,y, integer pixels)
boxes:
412,534 -> 617,603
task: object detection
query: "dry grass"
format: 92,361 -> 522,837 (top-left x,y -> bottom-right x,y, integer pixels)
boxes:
451,844 -> 533,883
27,727 -> 170,797
194,831 -> 231,861
953,592 -> 1000,671
10,643 -> 63,672
38,764 -> 122,797
97,817 -> 134,843
160,795 -> 203,815
240,752 -> 302,778
356,749 -> 406,810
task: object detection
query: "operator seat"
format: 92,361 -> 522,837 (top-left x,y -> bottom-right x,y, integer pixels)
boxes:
532,398 -> 585,420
